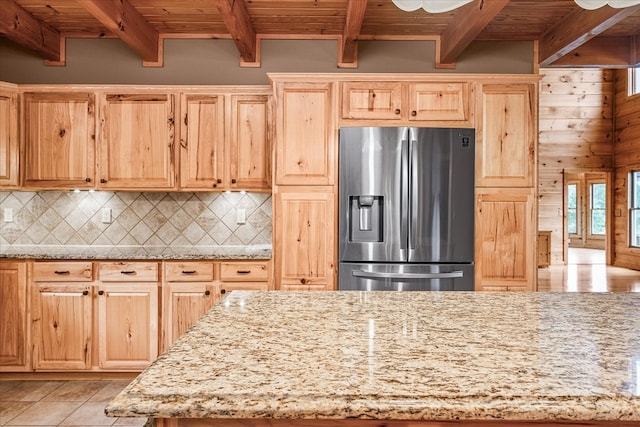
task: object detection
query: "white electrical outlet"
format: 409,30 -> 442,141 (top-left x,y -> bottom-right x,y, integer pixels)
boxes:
3,208 -> 13,222
236,208 -> 246,224
101,208 -> 112,223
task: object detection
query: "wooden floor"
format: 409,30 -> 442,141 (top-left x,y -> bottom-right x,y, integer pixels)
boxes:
538,248 -> 640,292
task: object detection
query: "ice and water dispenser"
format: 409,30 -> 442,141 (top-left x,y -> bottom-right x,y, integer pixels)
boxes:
348,195 -> 383,242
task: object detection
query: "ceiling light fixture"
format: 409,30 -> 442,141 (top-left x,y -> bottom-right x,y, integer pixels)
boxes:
392,0 -> 640,13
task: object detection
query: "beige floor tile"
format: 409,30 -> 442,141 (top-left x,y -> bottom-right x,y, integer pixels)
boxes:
5,401 -> 82,426
42,382 -> 106,403
0,382 -> 21,395
112,416 -> 148,426
59,401 -> 116,426
88,382 -> 132,403
0,401 -> 34,426
5,383 -> 64,403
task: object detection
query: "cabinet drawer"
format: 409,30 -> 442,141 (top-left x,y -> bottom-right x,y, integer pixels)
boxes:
33,262 -> 93,282
220,282 -> 269,294
220,262 -> 269,282
165,262 -> 214,282
99,262 -> 158,282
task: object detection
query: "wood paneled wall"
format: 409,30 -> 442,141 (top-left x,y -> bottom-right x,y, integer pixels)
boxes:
613,69 -> 640,270
538,69 -> 614,264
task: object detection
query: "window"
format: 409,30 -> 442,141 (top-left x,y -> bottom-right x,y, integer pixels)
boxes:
590,182 -> 606,236
631,170 -> 640,248
567,183 -> 578,234
630,67 -> 640,96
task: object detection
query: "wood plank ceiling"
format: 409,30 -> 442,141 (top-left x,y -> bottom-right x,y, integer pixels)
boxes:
1,0 -> 638,68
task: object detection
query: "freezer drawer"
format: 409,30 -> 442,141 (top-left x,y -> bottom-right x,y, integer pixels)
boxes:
338,262 -> 474,291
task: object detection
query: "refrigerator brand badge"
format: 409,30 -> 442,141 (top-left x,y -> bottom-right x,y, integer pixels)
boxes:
462,136 -> 470,148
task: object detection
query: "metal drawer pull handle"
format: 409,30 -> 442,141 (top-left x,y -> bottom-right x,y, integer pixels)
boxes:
54,270 -> 71,275
352,270 -> 464,279
120,270 -> 136,275
182,270 -> 197,274
236,270 -> 251,274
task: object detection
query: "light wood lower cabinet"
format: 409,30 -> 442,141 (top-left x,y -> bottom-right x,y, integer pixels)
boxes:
97,262 -> 159,370
219,261 -> 271,294
0,261 -> 29,371
31,262 -> 93,371
475,188 -> 537,291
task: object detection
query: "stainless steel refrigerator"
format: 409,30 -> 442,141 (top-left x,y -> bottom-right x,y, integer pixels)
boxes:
338,127 -> 475,291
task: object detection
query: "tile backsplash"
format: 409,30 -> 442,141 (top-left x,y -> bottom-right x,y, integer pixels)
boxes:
0,191 -> 271,247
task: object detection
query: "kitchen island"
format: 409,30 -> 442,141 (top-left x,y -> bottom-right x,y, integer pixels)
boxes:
105,291 -> 640,426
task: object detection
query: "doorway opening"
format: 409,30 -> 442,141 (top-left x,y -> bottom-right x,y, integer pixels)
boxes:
563,171 -> 612,265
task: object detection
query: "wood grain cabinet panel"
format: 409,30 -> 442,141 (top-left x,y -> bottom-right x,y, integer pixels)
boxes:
475,188 -> 537,291
408,82 -> 470,122
0,261 -> 29,371
0,84 -> 19,188
31,261 -> 94,371
275,82 -> 335,185
100,93 -> 176,190
219,260 -> 271,294
341,82 -> 402,120
476,83 -> 536,187
274,188 -> 335,290
23,92 -> 96,189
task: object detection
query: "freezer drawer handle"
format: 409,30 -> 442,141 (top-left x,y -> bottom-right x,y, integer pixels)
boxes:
352,270 -> 464,279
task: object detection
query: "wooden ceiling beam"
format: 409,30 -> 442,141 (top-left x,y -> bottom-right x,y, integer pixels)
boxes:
539,4 -> 640,66
76,0 -> 160,65
339,0 -> 367,67
215,0 -> 258,65
437,0 -> 510,68
549,36 -> 637,68
0,0 -> 61,62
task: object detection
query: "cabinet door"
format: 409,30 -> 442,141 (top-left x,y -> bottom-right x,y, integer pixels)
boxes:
229,95 -> 271,190
0,86 -> 19,188
341,82 -> 402,120
32,283 -> 92,370
97,283 -> 158,370
179,94 -> 225,190
100,93 -> 176,189
0,262 -> 28,371
476,83 -> 536,187
275,82 -> 335,185
475,188 -> 537,291
274,188 -> 336,290
23,92 -> 96,189
163,282 -> 219,350
408,82 -> 470,122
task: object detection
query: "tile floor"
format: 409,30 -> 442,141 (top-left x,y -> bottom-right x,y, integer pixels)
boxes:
0,380 -> 149,427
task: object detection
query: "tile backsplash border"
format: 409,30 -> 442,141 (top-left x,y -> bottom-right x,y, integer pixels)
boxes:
0,191 -> 272,248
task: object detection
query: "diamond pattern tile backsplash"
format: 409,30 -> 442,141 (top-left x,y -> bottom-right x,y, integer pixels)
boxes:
0,191 -> 272,247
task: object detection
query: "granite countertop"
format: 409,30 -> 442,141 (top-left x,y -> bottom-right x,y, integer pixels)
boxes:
105,291 -> 640,421
0,244 -> 271,260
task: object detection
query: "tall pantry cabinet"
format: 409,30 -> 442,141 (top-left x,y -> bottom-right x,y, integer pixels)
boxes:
0,83 -> 19,188
271,79 -> 337,290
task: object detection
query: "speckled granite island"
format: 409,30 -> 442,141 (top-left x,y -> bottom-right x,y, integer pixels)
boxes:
105,291 -> 640,427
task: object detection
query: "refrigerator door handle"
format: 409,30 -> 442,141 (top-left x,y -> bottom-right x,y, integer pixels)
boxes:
400,135 -> 409,252
352,270 -> 464,280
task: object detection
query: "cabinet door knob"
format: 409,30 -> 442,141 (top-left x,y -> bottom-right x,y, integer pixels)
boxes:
85,177 -> 91,183
98,290 -> 104,295
231,178 -> 237,184
217,179 -> 222,184
411,110 -> 417,116
220,289 -> 226,294
213,183 -> 217,188
300,278 -> 307,284
204,290 -> 211,296
100,178 -> 107,183
395,109 -> 401,115
82,290 -> 89,296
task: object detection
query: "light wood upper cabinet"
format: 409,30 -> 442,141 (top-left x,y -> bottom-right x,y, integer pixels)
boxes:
341,81 -> 472,125
0,261 -> 29,372
0,84 -> 19,188
275,82 -> 336,185
99,93 -> 176,190
476,83 -> 536,187
475,187 -> 537,291
31,261 -> 94,371
23,92 -> 96,189
229,95 -> 271,190
274,187 -> 335,290
97,262 -> 158,370
179,93 -> 271,191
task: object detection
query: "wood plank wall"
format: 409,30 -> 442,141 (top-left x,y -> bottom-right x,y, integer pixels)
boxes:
613,69 -> 640,270
538,68 -> 614,264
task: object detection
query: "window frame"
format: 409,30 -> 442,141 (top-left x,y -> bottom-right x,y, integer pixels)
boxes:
630,170 -> 640,249
567,181 -> 580,237
629,67 -> 640,97
587,180 -> 606,238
